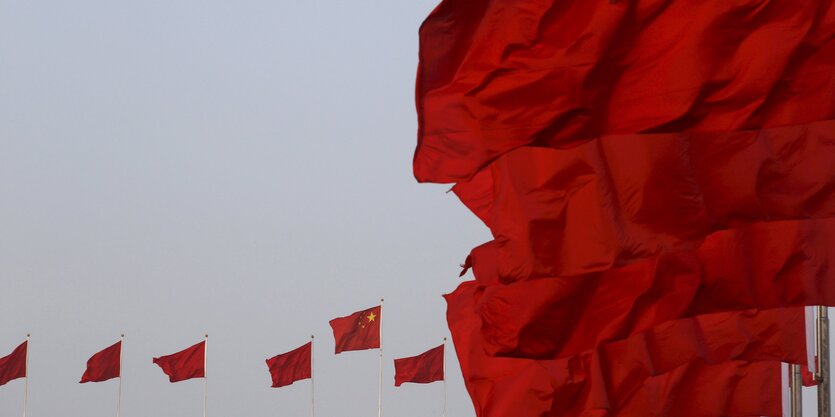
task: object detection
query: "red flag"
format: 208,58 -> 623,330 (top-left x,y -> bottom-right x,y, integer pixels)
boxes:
453,129 -> 835,280
469,218 -> 835,359
330,305 -> 381,354
613,360 -> 783,417
415,0 -> 835,183
394,344 -> 444,386
80,340 -> 121,383
153,341 -> 205,383
266,342 -> 312,388
446,281 -> 800,417
0,341 -> 27,387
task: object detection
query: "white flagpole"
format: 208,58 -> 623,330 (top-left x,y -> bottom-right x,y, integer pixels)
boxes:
204,334 -> 208,417
311,335 -> 315,417
442,337 -> 447,417
117,334 -> 124,417
23,334 -> 29,417
378,299 -> 384,417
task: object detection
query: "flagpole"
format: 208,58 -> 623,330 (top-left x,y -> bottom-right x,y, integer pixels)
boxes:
791,363 -> 803,417
117,334 -> 124,417
819,306 -> 831,417
442,337 -> 447,417
378,299 -> 384,417
311,335 -> 315,417
204,334 -> 208,417
23,334 -> 29,417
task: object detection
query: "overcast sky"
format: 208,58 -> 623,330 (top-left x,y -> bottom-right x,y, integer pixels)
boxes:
0,1 -> 492,416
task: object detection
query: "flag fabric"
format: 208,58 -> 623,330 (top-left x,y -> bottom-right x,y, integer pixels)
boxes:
394,344 -> 444,386
0,341 -> 27,387
80,340 -> 121,383
466,218 -> 835,359
415,0 -> 835,183
152,341 -> 205,383
803,363 -> 818,387
446,281 -> 799,417
417,2 -> 835,416
266,342 -> 312,388
330,305 -> 381,354
452,132 -> 835,280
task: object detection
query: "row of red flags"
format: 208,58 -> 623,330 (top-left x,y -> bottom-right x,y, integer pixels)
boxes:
0,306 -> 444,390
414,0 -> 835,416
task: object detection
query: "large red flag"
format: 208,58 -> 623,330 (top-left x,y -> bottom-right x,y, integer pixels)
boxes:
394,344 -> 444,386
153,341 -> 205,383
266,342 -> 312,388
415,0 -> 835,183
453,131 -> 835,280
80,340 -> 121,383
0,341 -> 27,387
466,218 -> 835,358
330,305 -> 381,354
446,281 -> 797,417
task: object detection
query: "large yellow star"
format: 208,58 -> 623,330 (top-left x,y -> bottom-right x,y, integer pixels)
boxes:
367,312 -> 376,322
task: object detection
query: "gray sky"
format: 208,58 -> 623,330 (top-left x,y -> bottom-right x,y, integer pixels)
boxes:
0,1 -> 491,416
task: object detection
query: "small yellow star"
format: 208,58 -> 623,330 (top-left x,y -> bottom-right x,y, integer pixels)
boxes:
367,312 -> 376,322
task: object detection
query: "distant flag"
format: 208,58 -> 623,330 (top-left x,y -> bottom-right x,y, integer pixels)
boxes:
266,341 -> 312,388
0,340 -> 27,387
329,305 -> 381,354
80,340 -> 121,383
394,344 -> 444,387
153,340 -> 206,383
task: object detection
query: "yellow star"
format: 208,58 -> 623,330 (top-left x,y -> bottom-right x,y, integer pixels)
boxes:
367,312 -> 376,322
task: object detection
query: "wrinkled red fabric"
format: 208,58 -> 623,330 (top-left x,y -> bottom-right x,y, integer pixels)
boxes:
446,281 -> 797,417
394,344 -> 444,386
80,341 -> 121,383
467,218 -> 835,358
265,342 -> 311,388
453,123 -> 835,279
0,341 -> 27,387
416,0 -> 835,183
152,341 -> 205,383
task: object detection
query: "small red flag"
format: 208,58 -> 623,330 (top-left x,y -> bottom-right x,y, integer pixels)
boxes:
153,341 -> 205,383
330,305 -> 381,354
80,340 -> 121,383
266,342 -> 312,388
0,341 -> 27,387
394,344 -> 444,387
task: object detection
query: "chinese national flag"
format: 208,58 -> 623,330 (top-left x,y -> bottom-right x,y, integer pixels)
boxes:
266,342 -> 312,388
80,340 -> 121,383
153,341 -> 205,383
0,341 -> 27,387
394,344 -> 444,386
330,305 -> 381,354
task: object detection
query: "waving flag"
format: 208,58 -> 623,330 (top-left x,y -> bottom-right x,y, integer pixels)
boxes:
153,341 -> 205,383
446,281 -> 799,417
266,342 -> 312,388
80,340 -> 121,383
394,344 -> 444,386
452,131 -> 835,280
330,305 -> 381,354
466,218 -> 835,359
415,0 -> 835,183
0,341 -> 27,387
